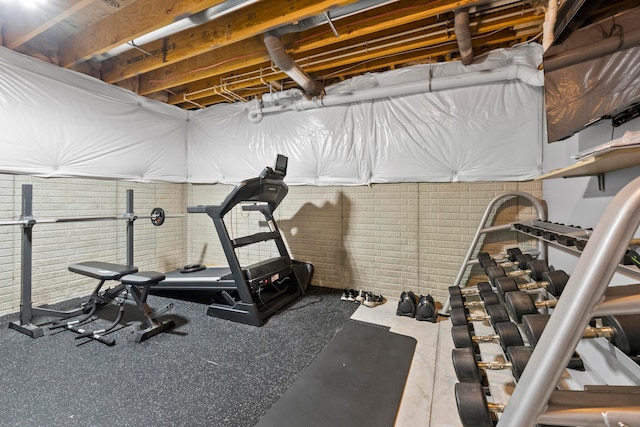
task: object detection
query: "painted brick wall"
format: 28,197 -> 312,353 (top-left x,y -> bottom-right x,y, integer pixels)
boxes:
0,175 -> 541,317
186,181 -> 543,305
0,175 -> 186,316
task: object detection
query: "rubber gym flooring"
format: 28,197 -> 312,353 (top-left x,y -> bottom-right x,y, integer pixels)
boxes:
0,287 -> 361,427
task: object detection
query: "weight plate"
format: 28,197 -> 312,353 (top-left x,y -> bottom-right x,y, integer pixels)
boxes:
521,313 -> 551,348
495,276 -> 519,299
601,314 -> 640,356
507,345 -> 532,381
450,294 -> 465,310
450,308 -> 469,327
448,286 -> 463,297
506,247 -> 522,262
485,304 -> 510,326
505,291 -> 538,323
526,259 -> 550,281
451,325 -> 474,349
486,265 -> 506,285
541,270 -> 569,297
476,282 -> 492,294
454,382 -> 494,427
480,291 -> 499,306
452,348 -> 483,383
495,321 -> 524,352
150,207 -> 165,226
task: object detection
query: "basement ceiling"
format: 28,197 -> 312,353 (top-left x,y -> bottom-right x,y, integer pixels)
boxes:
0,0 -> 636,110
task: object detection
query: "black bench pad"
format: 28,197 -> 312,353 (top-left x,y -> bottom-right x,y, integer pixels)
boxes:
120,271 -> 166,286
68,261 -> 138,280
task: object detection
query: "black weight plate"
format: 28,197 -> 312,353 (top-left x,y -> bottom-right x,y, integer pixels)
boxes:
507,345 -> 532,381
480,291 -> 499,306
477,252 -> 491,261
480,258 -> 497,271
494,276 -> 519,299
485,266 -> 506,285
601,314 -> 640,356
485,304 -> 510,327
452,347 -> 483,383
476,282 -> 492,294
515,253 -> 534,270
454,382 -> 494,427
449,286 -> 463,297
541,269 -> 569,297
506,247 -> 522,262
451,325 -> 474,348
495,321 -> 524,352
522,313 -> 551,348
450,308 -> 470,326
505,291 -> 538,323
450,294 -> 465,310
525,259 -> 549,281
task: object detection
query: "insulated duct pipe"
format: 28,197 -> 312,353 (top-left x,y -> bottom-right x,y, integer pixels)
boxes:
454,8 -> 473,65
542,0 -> 558,52
247,63 -> 543,123
264,32 -> 324,97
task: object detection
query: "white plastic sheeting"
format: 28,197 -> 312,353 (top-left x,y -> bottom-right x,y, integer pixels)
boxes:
0,47 -> 188,182
0,43 -> 544,185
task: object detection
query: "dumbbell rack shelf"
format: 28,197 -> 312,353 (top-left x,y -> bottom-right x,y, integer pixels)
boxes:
493,178 -> 640,426
512,219 -> 640,280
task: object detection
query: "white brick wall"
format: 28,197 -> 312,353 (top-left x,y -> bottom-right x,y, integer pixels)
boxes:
0,175 -> 541,317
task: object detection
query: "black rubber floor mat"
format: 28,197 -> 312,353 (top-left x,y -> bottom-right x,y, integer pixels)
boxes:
256,320 -> 417,427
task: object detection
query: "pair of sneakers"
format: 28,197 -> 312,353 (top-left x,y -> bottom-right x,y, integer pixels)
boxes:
341,289 -> 385,308
396,291 -> 437,322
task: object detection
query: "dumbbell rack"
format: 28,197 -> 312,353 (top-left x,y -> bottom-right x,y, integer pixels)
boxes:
442,191 -> 548,315
454,179 -> 640,426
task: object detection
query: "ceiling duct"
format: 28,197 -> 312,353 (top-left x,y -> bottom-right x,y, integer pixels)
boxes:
263,32 -> 324,97
454,8 -> 473,65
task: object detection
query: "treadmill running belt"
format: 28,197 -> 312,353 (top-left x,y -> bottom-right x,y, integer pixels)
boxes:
256,320 -> 417,427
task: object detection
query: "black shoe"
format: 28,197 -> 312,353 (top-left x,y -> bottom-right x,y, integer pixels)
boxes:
416,294 -> 437,322
396,291 -> 417,317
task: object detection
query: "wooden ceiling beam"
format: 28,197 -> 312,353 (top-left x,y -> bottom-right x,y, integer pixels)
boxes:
164,10 -> 543,103
2,0 -> 94,49
135,0 -> 497,95
59,0 -> 230,67
100,0 -> 362,83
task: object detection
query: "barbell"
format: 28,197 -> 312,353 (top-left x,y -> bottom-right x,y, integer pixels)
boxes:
0,207 -> 181,227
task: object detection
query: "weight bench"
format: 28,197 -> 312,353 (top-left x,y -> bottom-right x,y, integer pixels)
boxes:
52,261 -> 174,345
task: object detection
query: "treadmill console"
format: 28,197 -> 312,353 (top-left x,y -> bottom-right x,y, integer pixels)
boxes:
259,154 -> 288,180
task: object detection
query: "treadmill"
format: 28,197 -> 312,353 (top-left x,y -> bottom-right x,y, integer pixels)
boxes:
154,155 -> 313,326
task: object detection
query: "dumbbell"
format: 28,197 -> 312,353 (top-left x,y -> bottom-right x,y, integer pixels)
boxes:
451,322 -> 524,352
452,345 -> 532,384
476,247 -> 523,263
493,269 -> 569,299
522,313 -> 640,356
486,259 -> 550,284
449,290 -> 501,311
454,382 -> 504,427
479,253 -> 535,273
448,281 -> 493,298
504,291 -> 557,323
449,304 -> 511,328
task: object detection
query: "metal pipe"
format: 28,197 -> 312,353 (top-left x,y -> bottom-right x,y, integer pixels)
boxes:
454,8 -> 473,65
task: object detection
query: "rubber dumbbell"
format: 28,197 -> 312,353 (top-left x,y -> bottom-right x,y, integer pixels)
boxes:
504,291 -> 557,323
452,345 -> 532,384
486,259 -> 550,284
449,304 -> 510,328
448,281 -> 493,298
476,247 -> 523,263
451,322 -> 524,352
493,269 -> 569,299
450,290 -> 500,310
479,253 -> 534,273
454,382 -> 504,427
522,313 -> 640,356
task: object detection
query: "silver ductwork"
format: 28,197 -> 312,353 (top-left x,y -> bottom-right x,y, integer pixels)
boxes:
263,32 -> 324,97
454,8 -> 473,66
